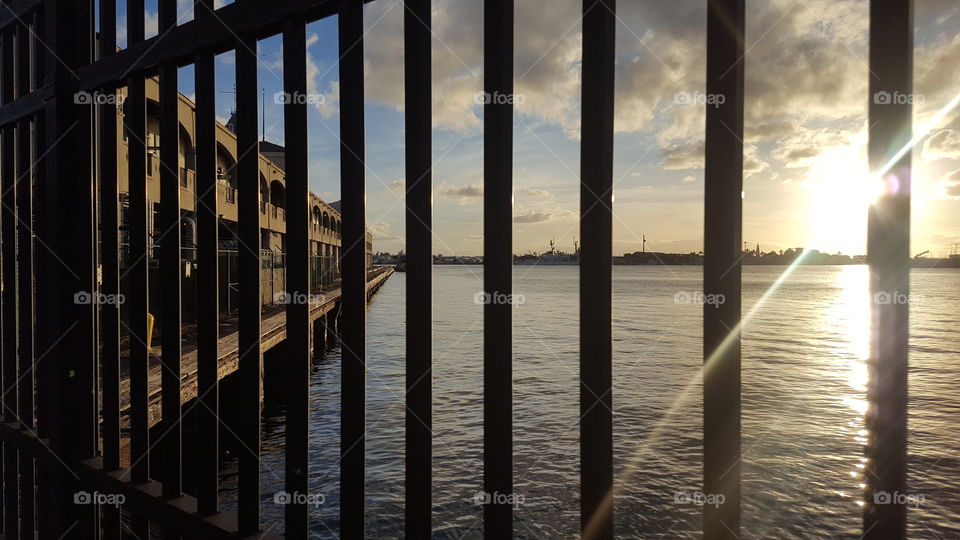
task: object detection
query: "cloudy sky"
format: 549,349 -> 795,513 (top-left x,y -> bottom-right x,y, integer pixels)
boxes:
121,0 -> 960,257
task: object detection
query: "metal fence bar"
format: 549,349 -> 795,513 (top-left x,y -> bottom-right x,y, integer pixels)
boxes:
338,0 -> 367,535
126,8 -> 152,524
0,2 -> 930,539
98,2 -> 123,538
235,32 -> 262,536
17,117 -> 36,540
579,1 -> 615,538
99,0 -> 121,476
15,21 -> 36,539
0,422 -> 282,539
16,21 -> 37,537
1,29 -> 20,540
78,0 -> 350,91
0,0 -> 44,33
283,17 -> 310,539
30,9 -> 43,90
157,0 -> 183,501
194,0 -> 220,518
864,1 -> 912,538
30,11 -> 52,535
703,1 -> 744,538
43,0 -> 97,536
403,0 -> 432,536
483,0 -> 514,537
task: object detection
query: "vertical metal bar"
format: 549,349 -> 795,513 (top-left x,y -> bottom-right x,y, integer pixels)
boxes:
32,8 -> 46,444
43,0 -> 97,536
1,30 -> 20,540
98,2 -> 122,537
703,1 -> 744,538
32,80 -> 54,540
17,21 -> 37,536
30,12 -> 51,539
17,118 -> 36,539
128,0 -> 145,48
864,1 -> 912,538
338,0 -> 366,536
194,0 -> 219,518
157,0 -> 182,500
483,0 -> 513,537
126,0 -> 150,493
283,18 -> 310,539
404,0 -> 432,536
579,1 -> 615,538
99,0 -> 121,473
235,33 -> 261,536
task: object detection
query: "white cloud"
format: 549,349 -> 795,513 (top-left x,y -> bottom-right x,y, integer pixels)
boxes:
368,221 -> 400,241
922,129 -> 960,160
305,34 -> 341,118
436,183 -> 483,203
516,188 -> 552,199
771,127 -> 860,169
937,168 -> 960,199
514,209 -> 571,224
660,140 -> 703,170
388,178 -> 405,194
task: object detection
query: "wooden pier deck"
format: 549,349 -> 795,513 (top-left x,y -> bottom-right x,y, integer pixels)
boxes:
117,268 -> 394,429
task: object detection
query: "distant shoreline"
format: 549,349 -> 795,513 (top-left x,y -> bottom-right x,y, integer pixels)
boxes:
419,259 -> 960,268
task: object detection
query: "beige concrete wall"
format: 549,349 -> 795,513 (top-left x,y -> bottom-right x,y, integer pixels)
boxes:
114,76 -> 353,256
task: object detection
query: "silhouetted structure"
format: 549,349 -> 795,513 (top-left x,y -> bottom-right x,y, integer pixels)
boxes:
0,1 -> 916,539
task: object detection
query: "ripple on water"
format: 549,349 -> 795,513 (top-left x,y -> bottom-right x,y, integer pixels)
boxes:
216,266 -> 959,538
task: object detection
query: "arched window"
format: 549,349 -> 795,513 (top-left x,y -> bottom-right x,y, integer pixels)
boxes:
270,180 -> 286,209
216,143 -> 237,188
181,216 -> 197,247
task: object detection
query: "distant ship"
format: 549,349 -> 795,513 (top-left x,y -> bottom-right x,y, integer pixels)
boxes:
910,253 -> 960,268
515,239 -> 580,265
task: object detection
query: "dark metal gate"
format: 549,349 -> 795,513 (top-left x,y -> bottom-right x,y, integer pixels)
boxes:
0,0 -> 914,538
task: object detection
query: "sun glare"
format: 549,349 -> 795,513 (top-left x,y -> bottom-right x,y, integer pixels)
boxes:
802,145 -> 878,254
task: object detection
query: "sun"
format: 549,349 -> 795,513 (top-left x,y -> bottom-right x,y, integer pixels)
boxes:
801,144 -> 880,255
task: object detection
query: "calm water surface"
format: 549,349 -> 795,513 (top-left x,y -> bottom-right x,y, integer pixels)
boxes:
221,265 -> 960,538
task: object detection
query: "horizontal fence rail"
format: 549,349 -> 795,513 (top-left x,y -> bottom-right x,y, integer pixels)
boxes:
0,0 -> 917,538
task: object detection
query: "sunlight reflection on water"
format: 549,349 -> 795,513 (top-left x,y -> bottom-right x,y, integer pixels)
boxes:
217,265 -> 959,538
